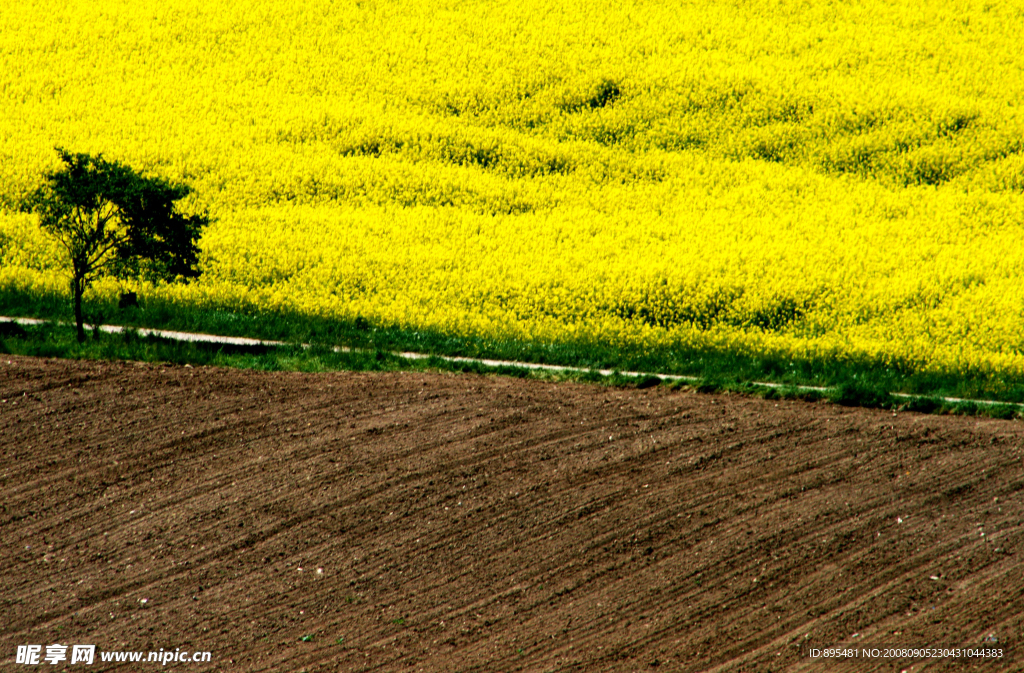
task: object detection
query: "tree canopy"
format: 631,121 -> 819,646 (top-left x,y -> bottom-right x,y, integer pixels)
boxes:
22,148 -> 210,341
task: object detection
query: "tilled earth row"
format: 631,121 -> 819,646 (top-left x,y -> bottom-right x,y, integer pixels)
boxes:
2,355 -> 1023,671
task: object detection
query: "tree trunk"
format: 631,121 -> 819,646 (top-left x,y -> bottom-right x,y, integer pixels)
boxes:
72,275 -> 85,343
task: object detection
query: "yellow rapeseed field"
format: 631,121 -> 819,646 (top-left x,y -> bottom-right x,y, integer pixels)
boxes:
2,0 -> 1024,375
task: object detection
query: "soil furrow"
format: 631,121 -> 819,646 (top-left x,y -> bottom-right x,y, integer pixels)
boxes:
3,356 -> 1024,671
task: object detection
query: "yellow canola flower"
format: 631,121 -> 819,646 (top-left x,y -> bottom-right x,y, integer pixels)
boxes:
1,0 -> 1024,380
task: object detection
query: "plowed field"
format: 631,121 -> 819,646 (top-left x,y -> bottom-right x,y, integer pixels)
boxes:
2,356 -> 1023,671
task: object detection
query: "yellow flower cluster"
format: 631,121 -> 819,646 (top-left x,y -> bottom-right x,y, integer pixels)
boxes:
2,0 -> 1024,376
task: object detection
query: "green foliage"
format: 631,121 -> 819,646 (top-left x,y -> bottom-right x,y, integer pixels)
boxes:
829,380 -> 893,408
2,316 -> 1023,418
20,148 -> 209,341
695,378 -> 725,394
902,396 -> 942,414
984,404 -> 1018,420
635,375 -> 663,389
6,285 -> 1024,410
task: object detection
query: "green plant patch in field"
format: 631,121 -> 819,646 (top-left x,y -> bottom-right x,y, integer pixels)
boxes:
2,288 -> 1023,420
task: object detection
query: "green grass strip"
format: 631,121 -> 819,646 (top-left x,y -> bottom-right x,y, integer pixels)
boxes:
1,286 -> 1023,417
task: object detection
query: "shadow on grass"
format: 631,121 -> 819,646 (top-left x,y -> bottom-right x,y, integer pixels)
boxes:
2,286 -> 1024,415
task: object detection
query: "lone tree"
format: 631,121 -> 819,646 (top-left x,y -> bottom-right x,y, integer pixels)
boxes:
22,149 -> 210,342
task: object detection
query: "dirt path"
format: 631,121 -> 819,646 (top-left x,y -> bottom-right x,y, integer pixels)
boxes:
2,355 -> 1022,671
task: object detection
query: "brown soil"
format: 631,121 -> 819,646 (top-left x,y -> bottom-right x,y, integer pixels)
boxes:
2,355 -> 1023,672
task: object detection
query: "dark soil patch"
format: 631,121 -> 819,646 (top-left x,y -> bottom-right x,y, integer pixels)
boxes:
2,356 -> 1022,671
